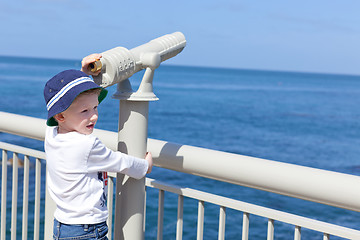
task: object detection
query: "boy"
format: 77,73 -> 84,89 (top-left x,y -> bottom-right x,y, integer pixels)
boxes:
44,54 -> 153,239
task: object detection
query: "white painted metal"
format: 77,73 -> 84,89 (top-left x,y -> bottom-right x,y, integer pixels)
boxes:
1,138 -> 360,239
197,201 -> 204,240
242,212 -> 250,240
1,149 -> 8,240
0,143 -> 46,240
218,206 -> 226,240
34,158 -> 41,240
323,233 -> 330,240
0,141 -> 46,159
3,112 -> 360,214
44,166 -> 57,239
145,178 -> 360,239
0,112 -> 46,141
2,113 -> 360,239
149,138 -> 360,213
176,195 -> 184,240
92,32 -> 186,88
267,219 -> 274,240
107,176 -> 114,240
0,131 -> 51,239
113,100 -> 149,240
143,186 -> 147,234
157,190 -> 164,240
11,153 -> 18,240
105,31 -> 182,239
22,155 -> 30,240
294,226 -> 301,240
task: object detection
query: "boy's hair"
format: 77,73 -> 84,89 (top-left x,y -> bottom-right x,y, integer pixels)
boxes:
51,88 -> 103,125
75,88 -> 102,99
44,69 -> 107,127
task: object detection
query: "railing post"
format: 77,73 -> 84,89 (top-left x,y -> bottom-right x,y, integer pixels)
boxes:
1,150 -> 8,240
11,153 -> 18,240
44,167 -> 57,239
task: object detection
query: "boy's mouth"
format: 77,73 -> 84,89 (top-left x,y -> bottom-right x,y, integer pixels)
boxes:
86,123 -> 95,129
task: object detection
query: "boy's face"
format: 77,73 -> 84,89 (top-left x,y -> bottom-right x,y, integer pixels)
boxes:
55,93 -> 99,135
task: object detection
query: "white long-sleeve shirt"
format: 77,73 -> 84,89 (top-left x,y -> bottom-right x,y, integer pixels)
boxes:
45,126 -> 149,224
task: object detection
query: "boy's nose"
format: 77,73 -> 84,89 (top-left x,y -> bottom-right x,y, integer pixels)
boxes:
90,112 -> 98,121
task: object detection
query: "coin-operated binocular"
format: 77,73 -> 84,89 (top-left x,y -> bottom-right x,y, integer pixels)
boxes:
89,32 -> 186,100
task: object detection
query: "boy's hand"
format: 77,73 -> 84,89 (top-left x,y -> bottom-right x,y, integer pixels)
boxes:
145,152 -> 153,174
81,53 -> 102,76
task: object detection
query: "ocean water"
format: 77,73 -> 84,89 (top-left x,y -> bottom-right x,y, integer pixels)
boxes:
1,56 -> 360,239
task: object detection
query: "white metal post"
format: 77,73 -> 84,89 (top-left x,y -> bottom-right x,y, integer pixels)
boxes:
113,99 -> 150,240
44,167 -> 57,239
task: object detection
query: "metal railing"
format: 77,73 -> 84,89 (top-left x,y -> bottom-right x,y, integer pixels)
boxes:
143,178 -> 360,240
1,111 -> 360,239
1,142 -> 44,240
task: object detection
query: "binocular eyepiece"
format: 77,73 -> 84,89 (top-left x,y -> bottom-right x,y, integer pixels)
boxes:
89,61 -> 102,73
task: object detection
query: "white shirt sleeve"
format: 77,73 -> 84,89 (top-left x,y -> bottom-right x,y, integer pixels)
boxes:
86,137 -> 149,179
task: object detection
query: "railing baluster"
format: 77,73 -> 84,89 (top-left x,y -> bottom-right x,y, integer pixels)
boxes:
323,233 -> 330,240
144,186 -> 147,234
1,149 -> 8,240
107,175 -> 114,240
294,226 -> 301,240
242,212 -> 250,240
33,158 -> 41,240
197,200 -> 204,240
11,153 -> 19,240
176,195 -> 184,240
218,206 -> 226,240
22,155 -> 30,240
157,189 -> 164,240
267,219 -> 274,240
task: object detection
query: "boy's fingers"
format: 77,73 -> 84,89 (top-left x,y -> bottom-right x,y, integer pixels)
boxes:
82,54 -> 102,65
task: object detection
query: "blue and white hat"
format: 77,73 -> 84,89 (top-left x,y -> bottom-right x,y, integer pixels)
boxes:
44,69 -> 108,126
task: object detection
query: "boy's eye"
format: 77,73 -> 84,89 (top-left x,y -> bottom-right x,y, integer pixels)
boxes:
81,109 -> 88,113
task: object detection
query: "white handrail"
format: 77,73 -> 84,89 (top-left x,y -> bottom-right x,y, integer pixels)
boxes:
1,111 -> 360,213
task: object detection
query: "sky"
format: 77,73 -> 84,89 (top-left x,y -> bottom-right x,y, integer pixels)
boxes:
1,1 -> 360,76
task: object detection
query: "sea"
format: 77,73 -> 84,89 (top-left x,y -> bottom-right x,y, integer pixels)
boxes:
1,56 -> 360,239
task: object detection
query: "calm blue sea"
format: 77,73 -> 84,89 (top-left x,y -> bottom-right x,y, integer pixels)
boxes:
1,56 -> 360,239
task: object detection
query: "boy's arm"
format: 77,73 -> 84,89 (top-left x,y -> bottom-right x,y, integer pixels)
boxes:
87,137 -> 152,179
81,53 -> 102,76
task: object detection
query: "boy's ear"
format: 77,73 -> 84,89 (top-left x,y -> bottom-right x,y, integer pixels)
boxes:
53,113 -> 65,123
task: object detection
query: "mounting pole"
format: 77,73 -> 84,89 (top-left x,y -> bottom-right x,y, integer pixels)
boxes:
113,56 -> 159,240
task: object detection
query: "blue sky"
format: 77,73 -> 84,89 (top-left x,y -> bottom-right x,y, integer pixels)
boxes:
1,1 -> 360,75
